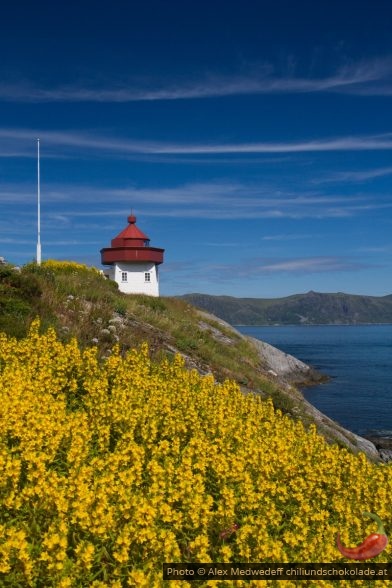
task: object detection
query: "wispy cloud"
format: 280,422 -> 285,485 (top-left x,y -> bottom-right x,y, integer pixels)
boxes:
168,256 -> 370,285
0,238 -> 35,244
225,256 -> 368,278
1,59 -> 392,102
262,233 -> 315,241
1,179 -> 388,221
4,128 -> 392,160
355,245 -> 392,253
257,257 -> 363,273
315,166 -> 392,184
0,237 -> 99,246
143,135 -> 392,155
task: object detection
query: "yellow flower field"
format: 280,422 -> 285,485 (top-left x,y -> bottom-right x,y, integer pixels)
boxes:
0,320 -> 391,586
36,259 -> 102,274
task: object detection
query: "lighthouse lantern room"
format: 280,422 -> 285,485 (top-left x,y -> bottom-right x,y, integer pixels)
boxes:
100,215 -> 164,296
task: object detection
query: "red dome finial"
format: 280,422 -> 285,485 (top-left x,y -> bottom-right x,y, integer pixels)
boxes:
101,212 -> 164,271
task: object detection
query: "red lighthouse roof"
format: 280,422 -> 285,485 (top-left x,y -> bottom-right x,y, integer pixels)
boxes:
101,214 -> 164,266
111,215 -> 150,247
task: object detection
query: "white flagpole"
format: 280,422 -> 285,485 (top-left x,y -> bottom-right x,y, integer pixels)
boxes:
36,138 -> 41,265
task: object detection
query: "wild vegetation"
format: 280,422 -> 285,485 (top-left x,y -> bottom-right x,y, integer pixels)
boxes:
1,261 -> 391,586
0,260 -> 293,408
0,319 -> 391,587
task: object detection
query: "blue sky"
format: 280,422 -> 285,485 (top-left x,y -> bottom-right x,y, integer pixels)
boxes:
2,0 -> 392,297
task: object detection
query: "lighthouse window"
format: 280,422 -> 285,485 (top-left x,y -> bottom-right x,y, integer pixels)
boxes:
144,272 -> 151,282
121,272 -> 128,282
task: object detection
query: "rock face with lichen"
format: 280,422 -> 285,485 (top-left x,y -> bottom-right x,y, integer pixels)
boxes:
248,337 -> 327,387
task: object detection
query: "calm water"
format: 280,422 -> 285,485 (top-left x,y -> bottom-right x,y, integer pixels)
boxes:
237,325 -> 392,437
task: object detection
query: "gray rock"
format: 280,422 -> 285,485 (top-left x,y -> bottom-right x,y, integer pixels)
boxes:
379,449 -> 392,463
364,435 -> 392,462
249,337 -> 326,386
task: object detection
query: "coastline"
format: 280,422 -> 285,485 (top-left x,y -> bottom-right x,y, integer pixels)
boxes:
195,310 -> 383,461
362,433 -> 392,463
247,336 -> 329,388
243,332 -> 384,463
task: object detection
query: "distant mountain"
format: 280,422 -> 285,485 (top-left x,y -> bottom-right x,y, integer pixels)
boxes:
179,291 -> 392,325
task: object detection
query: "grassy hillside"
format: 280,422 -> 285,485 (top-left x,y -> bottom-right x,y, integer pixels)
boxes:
0,260 -> 282,400
181,291 -> 392,325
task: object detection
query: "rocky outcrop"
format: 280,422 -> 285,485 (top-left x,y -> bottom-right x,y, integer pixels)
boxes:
249,337 -> 327,387
195,310 -> 324,385
363,434 -> 392,463
193,310 -> 381,462
296,395 -> 381,462
246,335 -> 380,462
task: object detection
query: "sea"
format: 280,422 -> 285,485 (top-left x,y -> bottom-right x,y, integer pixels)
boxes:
236,325 -> 392,438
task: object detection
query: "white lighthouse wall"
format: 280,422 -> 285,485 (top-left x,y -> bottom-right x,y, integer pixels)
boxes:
113,262 -> 160,296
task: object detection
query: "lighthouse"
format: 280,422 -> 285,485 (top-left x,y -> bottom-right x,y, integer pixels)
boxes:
100,214 -> 164,296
